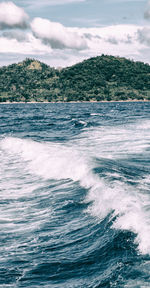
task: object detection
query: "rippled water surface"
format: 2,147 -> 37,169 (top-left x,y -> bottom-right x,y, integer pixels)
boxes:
0,102 -> 150,287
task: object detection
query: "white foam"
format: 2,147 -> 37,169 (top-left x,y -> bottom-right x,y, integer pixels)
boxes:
82,125 -> 150,159
0,137 -> 89,182
90,113 -> 100,116
1,117 -> 150,255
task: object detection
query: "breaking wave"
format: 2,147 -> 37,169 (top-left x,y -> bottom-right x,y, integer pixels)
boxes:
0,102 -> 150,287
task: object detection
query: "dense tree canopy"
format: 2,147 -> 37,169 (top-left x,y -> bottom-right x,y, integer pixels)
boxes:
0,55 -> 150,102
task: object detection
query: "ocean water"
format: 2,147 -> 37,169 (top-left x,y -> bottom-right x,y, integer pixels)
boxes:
0,102 -> 150,288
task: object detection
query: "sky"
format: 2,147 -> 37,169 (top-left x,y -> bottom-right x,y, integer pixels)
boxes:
0,0 -> 150,67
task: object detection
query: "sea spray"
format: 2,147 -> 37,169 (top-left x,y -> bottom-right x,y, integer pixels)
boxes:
0,102 -> 150,287
1,131 -> 150,255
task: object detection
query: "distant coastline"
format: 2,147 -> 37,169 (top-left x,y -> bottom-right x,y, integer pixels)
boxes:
0,55 -> 150,103
0,99 -> 149,104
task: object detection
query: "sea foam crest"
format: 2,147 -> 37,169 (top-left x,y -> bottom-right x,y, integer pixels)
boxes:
0,137 -> 89,182
1,136 -> 150,255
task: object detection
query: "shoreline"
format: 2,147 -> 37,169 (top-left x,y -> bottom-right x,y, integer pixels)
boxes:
0,99 -> 149,104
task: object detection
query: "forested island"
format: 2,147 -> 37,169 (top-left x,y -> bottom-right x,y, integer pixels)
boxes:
0,55 -> 150,102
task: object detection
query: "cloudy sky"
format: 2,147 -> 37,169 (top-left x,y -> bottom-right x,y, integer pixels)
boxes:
0,0 -> 150,67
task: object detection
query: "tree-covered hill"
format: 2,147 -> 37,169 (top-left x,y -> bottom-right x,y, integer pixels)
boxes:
0,55 -> 150,102
0,58 -> 59,102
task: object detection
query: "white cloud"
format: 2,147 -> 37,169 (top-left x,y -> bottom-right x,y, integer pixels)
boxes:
0,1 -> 29,29
144,0 -> 150,19
0,14 -> 150,67
138,1 -> 150,47
71,24 -> 140,56
2,30 -> 28,42
138,26 -> 150,45
0,33 -> 51,54
31,17 -> 87,50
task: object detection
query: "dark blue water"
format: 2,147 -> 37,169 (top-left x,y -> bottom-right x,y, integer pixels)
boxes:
0,102 -> 150,288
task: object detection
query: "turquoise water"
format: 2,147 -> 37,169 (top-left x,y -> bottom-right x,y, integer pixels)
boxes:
0,102 -> 150,287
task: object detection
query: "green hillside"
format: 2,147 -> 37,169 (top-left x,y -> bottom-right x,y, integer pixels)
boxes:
0,55 -> 150,102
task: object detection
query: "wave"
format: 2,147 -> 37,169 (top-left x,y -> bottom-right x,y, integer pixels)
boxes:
1,129 -> 150,256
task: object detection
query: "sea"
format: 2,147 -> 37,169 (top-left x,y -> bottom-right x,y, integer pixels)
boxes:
0,102 -> 150,288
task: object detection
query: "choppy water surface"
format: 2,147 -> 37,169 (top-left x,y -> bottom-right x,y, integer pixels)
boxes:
0,102 -> 150,288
